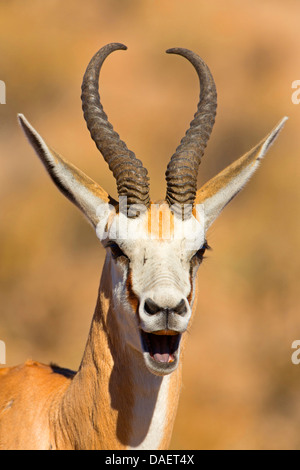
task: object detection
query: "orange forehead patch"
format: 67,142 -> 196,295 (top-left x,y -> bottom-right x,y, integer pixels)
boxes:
146,203 -> 175,241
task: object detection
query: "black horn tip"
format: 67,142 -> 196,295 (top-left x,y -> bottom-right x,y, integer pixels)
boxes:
105,42 -> 128,51
166,47 -> 191,55
166,47 -> 181,54
84,44 -> 128,71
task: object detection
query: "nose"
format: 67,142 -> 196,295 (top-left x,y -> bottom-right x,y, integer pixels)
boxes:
144,298 -> 187,316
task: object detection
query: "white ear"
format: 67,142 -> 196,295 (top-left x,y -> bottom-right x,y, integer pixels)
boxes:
195,117 -> 288,230
18,114 -> 115,228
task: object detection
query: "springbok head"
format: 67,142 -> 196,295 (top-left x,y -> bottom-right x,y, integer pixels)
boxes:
18,43 -> 286,376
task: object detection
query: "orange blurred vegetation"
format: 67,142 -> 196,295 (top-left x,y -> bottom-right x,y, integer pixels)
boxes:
0,0 -> 300,450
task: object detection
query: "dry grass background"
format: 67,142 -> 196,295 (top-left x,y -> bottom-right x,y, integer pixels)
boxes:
0,0 -> 299,450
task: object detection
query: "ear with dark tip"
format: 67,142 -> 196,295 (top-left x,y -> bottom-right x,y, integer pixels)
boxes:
195,117 -> 288,230
18,113 -> 116,228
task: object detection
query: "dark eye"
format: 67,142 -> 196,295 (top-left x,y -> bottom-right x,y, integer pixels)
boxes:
108,242 -> 129,261
193,241 -> 210,262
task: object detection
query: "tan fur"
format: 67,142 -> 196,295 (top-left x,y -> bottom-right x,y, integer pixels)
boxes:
0,361 -> 71,449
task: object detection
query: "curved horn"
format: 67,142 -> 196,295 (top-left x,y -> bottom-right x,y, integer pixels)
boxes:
165,48 -> 217,216
81,43 -> 150,212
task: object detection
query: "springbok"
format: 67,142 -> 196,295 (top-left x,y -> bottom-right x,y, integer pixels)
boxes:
0,43 -> 286,450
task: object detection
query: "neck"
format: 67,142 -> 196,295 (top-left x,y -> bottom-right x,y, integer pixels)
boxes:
51,259 -> 182,450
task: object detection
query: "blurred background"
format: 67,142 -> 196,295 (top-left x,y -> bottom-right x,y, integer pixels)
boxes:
0,0 -> 299,450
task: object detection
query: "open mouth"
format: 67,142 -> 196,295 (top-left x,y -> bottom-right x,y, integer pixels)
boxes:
141,330 -> 182,375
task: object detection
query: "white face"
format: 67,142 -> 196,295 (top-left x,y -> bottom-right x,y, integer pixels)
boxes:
97,203 -> 208,376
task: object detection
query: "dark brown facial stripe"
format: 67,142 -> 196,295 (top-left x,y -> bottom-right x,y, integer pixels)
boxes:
187,274 -> 194,305
126,269 -> 139,314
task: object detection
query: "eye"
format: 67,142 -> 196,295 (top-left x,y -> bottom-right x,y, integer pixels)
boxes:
107,242 -> 129,261
193,241 -> 210,262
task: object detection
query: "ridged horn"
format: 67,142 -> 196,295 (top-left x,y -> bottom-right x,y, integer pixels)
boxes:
81,43 -> 150,214
165,48 -> 217,217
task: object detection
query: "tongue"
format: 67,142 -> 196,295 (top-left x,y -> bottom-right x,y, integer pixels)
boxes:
151,335 -> 170,363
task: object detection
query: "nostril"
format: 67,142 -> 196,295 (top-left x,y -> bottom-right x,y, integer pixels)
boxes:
144,298 -> 160,315
174,299 -> 187,316
144,298 -> 188,316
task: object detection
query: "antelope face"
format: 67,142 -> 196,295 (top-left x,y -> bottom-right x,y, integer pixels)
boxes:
18,43 -> 286,377
99,204 -> 207,375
